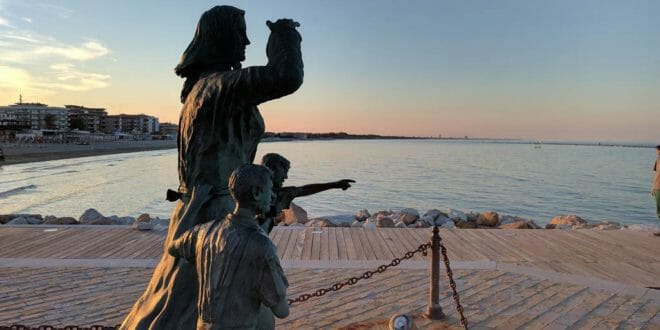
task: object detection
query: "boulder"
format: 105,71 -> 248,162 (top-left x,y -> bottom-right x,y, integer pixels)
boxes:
624,224 -> 660,231
324,214 -> 355,226
422,209 -> 445,222
420,215 -> 435,227
306,218 -> 336,227
373,210 -> 393,218
150,218 -> 170,227
44,215 -> 57,223
549,215 -> 586,227
79,208 -> 107,224
477,211 -> 500,227
466,211 -> 480,223
355,209 -> 371,222
289,223 -> 304,227
444,208 -> 467,221
440,220 -> 456,229
363,222 -> 377,230
351,220 -> 363,228
415,221 -> 429,228
455,220 -> 477,229
376,216 -> 395,228
0,214 -> 42,224
395,222 -> 407,228
500,221 -> 534,229
399,208 -> 420,225
500,215 -> 529,226
434,214 -> 451,226
132,221 -> 154,231
116,216 -> 136,225
136,213 -> 151,223
88,217 -> 119,225
8,216 -> 43,225
43,216 -> 78,225
592,221 -> 621,230
282,203 -> 308,225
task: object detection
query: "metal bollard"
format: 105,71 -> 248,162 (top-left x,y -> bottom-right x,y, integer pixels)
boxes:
423,225 -> 446,320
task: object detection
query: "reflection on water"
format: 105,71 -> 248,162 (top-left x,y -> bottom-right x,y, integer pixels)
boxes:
0,140 -> 657,225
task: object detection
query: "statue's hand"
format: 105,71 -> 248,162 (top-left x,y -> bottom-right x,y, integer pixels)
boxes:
336,179 -> 355,191
266,19 -> 300,30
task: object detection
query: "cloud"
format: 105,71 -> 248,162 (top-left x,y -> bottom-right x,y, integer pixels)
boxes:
0,16 -> 12,27
33,41 -> 109,61
22,17 -> 32,23
47,63 -> 110,91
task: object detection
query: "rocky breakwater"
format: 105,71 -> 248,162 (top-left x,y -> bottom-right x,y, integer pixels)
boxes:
276,205 -> 659,232
0,208 -> 169,231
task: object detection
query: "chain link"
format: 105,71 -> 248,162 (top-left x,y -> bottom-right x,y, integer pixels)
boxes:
287,243 -> 431,305
438,239 -> 468,329
0,326 -> 118,330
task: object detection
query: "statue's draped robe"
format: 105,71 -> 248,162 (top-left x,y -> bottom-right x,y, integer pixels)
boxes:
121,26 -> 302,330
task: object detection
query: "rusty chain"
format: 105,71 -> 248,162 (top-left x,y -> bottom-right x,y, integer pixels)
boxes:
438,238 -> 468,329
287,243 -> 431,305
0,326 -> 118,330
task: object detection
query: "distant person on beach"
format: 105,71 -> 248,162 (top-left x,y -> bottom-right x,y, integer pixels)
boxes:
653,145 -> 660,220
169,164 -> 288,329
259,153 -> 354,232
122,6 -> 303,329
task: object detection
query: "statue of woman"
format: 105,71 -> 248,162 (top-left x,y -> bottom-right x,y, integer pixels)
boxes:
121,6 -> 303,329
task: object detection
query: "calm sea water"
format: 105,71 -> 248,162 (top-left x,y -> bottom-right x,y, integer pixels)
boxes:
1,140 -> 658,226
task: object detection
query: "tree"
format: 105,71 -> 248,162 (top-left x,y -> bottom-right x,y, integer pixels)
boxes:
70,118 -> 85,130
44,114 -> 57,129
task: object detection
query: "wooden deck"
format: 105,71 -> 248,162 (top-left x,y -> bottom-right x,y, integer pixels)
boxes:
0,225 -> 658,328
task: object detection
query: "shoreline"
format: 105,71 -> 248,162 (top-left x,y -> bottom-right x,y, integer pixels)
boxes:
0,140 -> 177,165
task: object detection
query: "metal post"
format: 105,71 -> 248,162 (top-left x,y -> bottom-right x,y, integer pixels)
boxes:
424,225 -> 446,320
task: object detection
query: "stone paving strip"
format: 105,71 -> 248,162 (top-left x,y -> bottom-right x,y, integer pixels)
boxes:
0,226 -> 658,328
0,267 -> 658,329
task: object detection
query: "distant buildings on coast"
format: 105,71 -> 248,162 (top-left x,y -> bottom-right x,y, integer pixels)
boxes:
0,100 -> 177,142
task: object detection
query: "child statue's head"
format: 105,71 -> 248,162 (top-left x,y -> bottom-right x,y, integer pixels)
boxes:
228,164 -> 274,214
261,153 -> 290,189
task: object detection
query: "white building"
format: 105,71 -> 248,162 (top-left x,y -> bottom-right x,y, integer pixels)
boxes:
0,103 -> 69,131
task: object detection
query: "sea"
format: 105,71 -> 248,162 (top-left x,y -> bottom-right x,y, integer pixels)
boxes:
1,139 -> 658,226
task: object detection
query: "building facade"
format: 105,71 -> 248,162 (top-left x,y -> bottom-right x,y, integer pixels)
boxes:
0,103 -> 69,131
65,105 -> 108,133
103,114 -> 159,134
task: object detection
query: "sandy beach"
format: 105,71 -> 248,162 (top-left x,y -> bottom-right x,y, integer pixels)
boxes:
0,140 -> 177,165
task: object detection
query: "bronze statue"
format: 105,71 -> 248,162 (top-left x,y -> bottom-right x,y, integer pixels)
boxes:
169,164 -> 289,329
122,6 -> 303,329
259,153 -> 354,232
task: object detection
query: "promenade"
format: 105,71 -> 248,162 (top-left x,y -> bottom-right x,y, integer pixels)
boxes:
0,226 -> 658,329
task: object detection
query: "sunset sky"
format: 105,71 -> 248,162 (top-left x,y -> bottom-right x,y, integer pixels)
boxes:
0,0 -> 658,142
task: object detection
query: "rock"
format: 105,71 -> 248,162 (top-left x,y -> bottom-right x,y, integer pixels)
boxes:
363,222 -> 377,230
527,220 -> 543,229
455,220 -> 477,229
420,215 -> 435,226
44,215 -> 57,223
500,221 -> 534,229
289,223 -> 305,227
43,216 -> 78,225
443,208 -> 467,221
407,223 -> 417,228
355,209 -> 371,222
373,210 -> 393,217
466,211 -> 480,223
376,216 -> 395,228
324,214 -> 355,226
399,208 -> 420,225
434,214 -> 451,226
132,221 -> 154,231
282,202 -> 308,225
351,220 -> 363,228
150,218 -> 169,227
116,216 -> 136,225
500,215 -> 529,225
8,216 -> 43,225
549,215 -> 586,227
440,220 -> 456,229
79,208 -> 107,224
136,213 -> 151,222
395,222 -> 407,228
422,209 -> 445,221
89,217 -> 119,225
0,214 -> 42,224
592,221 -> 621,230
477,211 -> 500,227
415,221 -> 429,228
306,218 -> 336,227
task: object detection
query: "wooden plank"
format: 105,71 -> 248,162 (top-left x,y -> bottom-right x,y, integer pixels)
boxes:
320,228 -> 330,261
335,227 -> 348,260
301,228 -> 314,260
328,228 -> 338,261
292,228 -> 308,260
342,227 -> 360,260
275,229 -> 292,260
